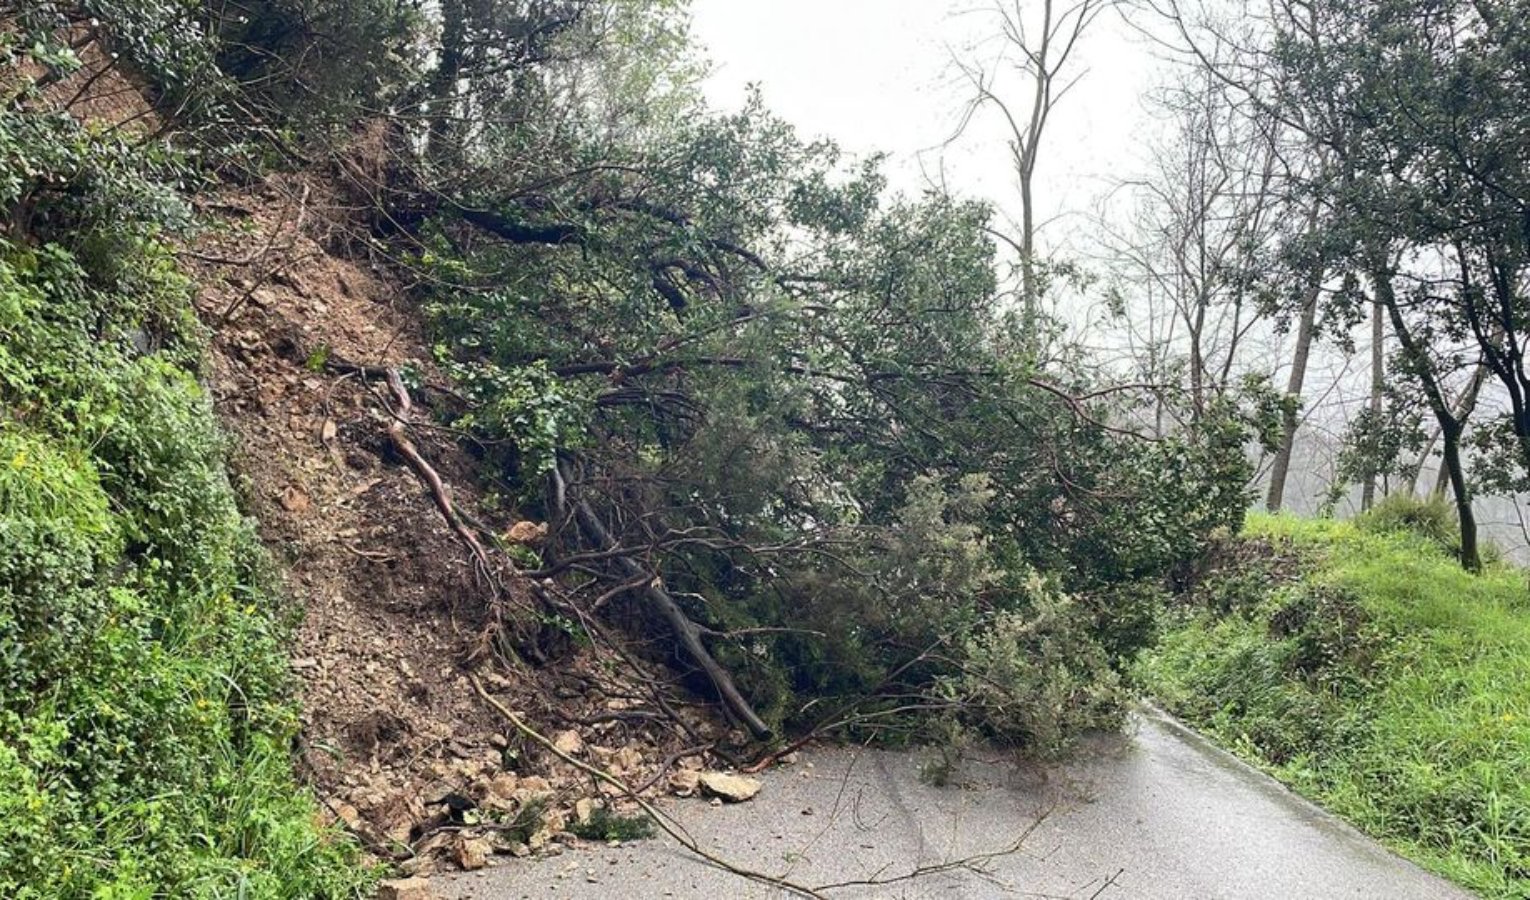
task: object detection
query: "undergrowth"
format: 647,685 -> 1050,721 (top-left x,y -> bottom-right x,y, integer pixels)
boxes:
0,37 -> 368,899
1140,510 -> 1530,897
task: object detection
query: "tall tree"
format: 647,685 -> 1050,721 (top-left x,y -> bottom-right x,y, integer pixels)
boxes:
954,0 -> 1113,329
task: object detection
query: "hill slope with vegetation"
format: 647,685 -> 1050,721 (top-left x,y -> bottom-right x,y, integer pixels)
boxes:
0,29 -> 365,900
8,0 -> 1530,896
1141,506 -> 1530,896
1,0 -> 1256,894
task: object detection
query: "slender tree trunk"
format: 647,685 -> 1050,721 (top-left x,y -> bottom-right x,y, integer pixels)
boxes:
1266,281 -> 1320,511
425,0 -> 465,167
1418,364 -> 1488,496
1361,299 -> 1384,511
1438,421 -> 1480,570
1374,266 -> 1480,571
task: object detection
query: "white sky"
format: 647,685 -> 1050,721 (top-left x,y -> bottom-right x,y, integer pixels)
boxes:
688,0 -> 1163,255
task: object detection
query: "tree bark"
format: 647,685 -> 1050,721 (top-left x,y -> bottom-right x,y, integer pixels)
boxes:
1361,298 -> 1384,511
1266,280 -> 1320,511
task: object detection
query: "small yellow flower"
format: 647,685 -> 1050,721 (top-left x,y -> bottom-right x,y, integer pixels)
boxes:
9,450 -> 26,470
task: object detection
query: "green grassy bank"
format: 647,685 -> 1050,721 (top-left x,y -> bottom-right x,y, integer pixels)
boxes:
1139,508 -> 1530,897
0,95 -> 367,896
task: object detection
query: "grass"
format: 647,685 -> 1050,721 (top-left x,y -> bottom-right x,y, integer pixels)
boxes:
0,106 -> 372,894
1139,512 -> 1530,898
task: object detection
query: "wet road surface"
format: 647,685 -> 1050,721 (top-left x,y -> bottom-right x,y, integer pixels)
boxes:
438,707 -> 1470,898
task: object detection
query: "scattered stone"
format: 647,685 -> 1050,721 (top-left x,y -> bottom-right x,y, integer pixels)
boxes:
552,729 -> 583,756
541,806 -> 568,834
331,800 -> 363,831
279,485 -> 310,512
612,746 -> 643,773
480,772 -> 519,810
668,769 -> 701,797
453,836 -> 492,871
697,771 -> 762,803
506,520 -> 548,545
377,877 -> 436,900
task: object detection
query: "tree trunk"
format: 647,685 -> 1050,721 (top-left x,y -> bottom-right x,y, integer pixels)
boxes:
1266,281 -> 1320,511
1439,421 -> 1480,572
1374,266 -> 1481,571
1361,299 -> 1384,511
563,475 -> 773,739
1420,364 -> 1488,496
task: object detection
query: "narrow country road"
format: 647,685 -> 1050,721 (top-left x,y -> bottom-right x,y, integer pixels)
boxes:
438,708 -> 1470,899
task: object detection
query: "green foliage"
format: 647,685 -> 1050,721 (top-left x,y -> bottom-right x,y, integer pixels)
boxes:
946,579 -> 1127,756
0,37 -> 365,899
1357,493 -> 1459,555
409,49 -> 1251,751
568,806 -> 655,842
1141,516 -> 1530,897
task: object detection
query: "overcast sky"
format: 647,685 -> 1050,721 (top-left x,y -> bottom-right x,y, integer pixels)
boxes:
687,0 -> 1164,255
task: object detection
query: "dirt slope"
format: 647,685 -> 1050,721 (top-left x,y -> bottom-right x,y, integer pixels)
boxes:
187,165 -> 705,878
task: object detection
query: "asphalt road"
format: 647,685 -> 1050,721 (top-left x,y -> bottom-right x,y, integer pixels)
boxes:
437,707 -> 1471,899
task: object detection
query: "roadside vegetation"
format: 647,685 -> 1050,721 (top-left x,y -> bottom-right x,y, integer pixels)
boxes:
0,21 -> 366,900
8,0 -> 1530,895
1140,506 -> 1530,897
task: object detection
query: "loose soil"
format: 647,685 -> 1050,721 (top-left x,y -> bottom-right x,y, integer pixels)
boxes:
187,163 -> 721,878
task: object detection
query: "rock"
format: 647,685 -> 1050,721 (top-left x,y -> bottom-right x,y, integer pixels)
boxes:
541,806 -> 568,834
331,800 -> 363,831
668,769 -> 701,797
377,877 -> 437,900
574,797 -> 597,824
279,485 -> 310,512
480,773 -> 519,810
612,746 -> 644,773
552,729 -> 583,756
506,520 -> 548,545
697,772 -> 762,803
454,836 -> 492,871
371,794 -> 423,845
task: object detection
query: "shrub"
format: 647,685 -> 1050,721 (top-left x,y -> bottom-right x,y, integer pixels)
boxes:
0,35 -> 366,894
1356,493 -> 1458,553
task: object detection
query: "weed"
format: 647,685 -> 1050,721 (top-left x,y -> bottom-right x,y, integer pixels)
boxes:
568,807 -> 655,842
